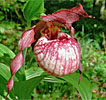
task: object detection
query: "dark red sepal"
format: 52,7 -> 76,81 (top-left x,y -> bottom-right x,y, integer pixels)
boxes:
40,3 -> 93,36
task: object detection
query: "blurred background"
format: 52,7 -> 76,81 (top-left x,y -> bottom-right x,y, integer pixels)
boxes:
0,0 -> 106,99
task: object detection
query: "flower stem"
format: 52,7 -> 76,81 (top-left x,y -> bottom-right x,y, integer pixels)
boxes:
23,20 -> 31,70
27,20 -> 31,29
24,48 -> 27,71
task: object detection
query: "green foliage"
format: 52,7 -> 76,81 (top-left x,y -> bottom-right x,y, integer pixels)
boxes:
76,30 -> 106,99
0,63 -> 11,80
0,62 -> 44,99
12,76 -> 44,99
23,0 -> 44,22
0,43 -> 15,59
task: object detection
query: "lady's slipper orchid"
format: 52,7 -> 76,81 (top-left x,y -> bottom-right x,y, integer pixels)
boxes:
6,3 -> 93,98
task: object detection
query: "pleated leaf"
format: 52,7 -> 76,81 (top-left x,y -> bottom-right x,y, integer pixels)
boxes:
61,73 -> 92,100
13,76 -> 44,99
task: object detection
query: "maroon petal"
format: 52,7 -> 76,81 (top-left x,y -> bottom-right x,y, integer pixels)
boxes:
40,3 -> 91,23
78,63 -> 83,84
19,28 -> 35,50
40,3 -> 93,36
19,21 -> 46,51
6,51 -> 24,98
5,77 -> 13,99
34,21 -> 46,41
65,23 -> 75,36
10,51 -> 24,76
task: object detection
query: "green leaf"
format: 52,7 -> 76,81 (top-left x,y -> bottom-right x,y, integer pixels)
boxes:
43,76 -> 66,83
13,76 -> 44,99
25,67 -> 44,80
0,50 -> 4,57
0,43 -> 15,59
61,73 -> 92,100
0,63 -> 11,80
23,0 -> 44,21
0,16 -> 4,21
0,63 -> 18,81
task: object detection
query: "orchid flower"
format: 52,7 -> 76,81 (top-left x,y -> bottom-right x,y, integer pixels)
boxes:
6,3 -> 93,98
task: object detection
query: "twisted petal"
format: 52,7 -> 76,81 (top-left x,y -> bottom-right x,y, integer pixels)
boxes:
6,21 -> 46,98
19,28 -> 35,50
19,21 -> 46,51
6,27 -> 35,98
5,77 -> 13,99
10,51 -> 24,76
6,51 -> 24,98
